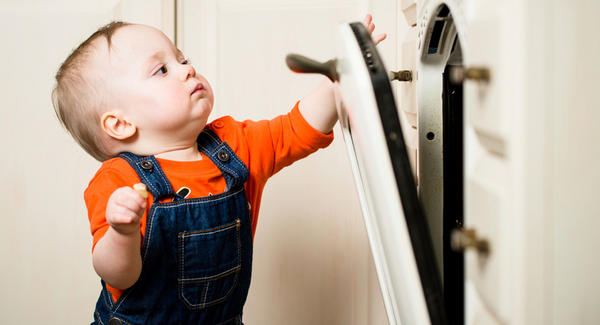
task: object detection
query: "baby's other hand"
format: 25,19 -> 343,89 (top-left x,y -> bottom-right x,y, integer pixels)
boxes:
106,186 -> 147,236
362,14 -> 387,45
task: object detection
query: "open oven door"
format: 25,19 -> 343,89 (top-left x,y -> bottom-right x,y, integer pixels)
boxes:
285,22 -> 447,325
335,22 -> 447,325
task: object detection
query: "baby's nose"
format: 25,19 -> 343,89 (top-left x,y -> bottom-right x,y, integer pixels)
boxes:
181,63 -> 196,80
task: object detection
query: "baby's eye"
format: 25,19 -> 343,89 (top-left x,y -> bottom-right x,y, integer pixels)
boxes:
156,65 -> 167,75
181,59 -> 190,65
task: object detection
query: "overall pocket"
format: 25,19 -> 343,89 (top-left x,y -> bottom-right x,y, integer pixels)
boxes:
178,219 -> 241,310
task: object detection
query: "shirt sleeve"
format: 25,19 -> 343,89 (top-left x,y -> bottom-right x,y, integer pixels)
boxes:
84,160 -> 142,251
267,101 -> 334,175
214,101 -> 334,180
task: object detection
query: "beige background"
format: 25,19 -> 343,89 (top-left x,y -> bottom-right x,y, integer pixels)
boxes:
0,0 -> 403,323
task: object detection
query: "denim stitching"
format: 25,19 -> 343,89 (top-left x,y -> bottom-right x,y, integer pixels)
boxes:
180,270 -> 240,309
202,130 -> 221,148
213,150 -> 240,182
118,153 -> 136,166
113,290 -> 128,312
182,220 -> 239,236
196,135 -> 215,155
202,281 -> 210,305
177,230 -> 189,307
229,149 -> 245,170
217,160 -> 240,183
95,310 -> 104,325
228,148 -> 249,179
118,154 -> 148,191
101,285 -> 113,309
201,139 -> 219,154
216,143 -> 248,187
197,130 -> 221,154
121,154 -> 159,197
109,317 -> 130,325
179,265 -> 241,282
204,129 -> 221,144
199,135 -> 237,175
179,229 -> 184,292
198,132 -> 249,190
151,157 -> 174,196
226,166 -> 245,188
140,168 -> 161,196
178,221 -> 240,283
178,219 -> 242,310
138,171 -> 161,198
119,154 -> 173,199
216,315 -> 242,325
121,154 -> 150,190
197,146 -> 213,157
141,207 -> 159,263
237,217 -> 242,283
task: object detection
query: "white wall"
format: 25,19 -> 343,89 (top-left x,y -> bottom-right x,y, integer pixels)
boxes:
0,2 -> 119,323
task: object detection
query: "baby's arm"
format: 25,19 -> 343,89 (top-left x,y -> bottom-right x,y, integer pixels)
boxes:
298,14 -> 386,133
92,186 -> 147,290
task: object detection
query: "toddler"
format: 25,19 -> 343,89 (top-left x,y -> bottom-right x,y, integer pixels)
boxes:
53,15 -> 384,325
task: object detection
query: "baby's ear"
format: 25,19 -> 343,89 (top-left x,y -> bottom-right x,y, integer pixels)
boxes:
100,111 -> 137,140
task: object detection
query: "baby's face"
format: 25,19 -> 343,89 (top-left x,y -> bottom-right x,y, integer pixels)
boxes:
99,24 -> 214,146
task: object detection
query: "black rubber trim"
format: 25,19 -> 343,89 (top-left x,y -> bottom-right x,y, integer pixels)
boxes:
349,22 -> 448,325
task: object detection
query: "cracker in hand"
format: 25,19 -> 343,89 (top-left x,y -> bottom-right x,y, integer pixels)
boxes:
133,183 -> 149,199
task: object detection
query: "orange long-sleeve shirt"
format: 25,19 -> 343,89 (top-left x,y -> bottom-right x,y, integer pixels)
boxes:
84,103 -> 333,302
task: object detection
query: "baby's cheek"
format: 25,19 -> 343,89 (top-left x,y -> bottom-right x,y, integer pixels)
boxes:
163,85 -> 188,106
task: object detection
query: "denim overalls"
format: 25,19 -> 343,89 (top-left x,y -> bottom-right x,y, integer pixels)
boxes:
93,129 -> 253,325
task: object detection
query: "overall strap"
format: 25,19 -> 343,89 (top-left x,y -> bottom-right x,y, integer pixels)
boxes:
118,152 -> 175,200
197,128 -> 249,191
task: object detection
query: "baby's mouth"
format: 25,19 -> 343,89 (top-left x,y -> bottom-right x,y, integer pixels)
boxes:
191,82 -> 204,95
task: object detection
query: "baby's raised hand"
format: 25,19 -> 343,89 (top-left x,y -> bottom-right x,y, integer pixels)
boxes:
362,14 -> 387,45
105,185 -> 147,235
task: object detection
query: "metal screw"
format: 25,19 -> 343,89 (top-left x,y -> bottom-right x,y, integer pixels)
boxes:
389,70 -> 413,82
449,66 -> 490,84
451,228 -> 490,255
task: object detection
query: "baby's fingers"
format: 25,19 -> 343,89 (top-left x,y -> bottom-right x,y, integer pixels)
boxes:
373,33 -> 387,45
108,187 -> 147,218
116,189 -> 147,213
361,14 -> 387,45
362,14 -> 373,29
110,206 -> 141,225
362,14 -> 375,33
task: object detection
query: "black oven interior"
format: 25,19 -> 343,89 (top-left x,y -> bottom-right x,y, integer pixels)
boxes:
422,4 -> 465,325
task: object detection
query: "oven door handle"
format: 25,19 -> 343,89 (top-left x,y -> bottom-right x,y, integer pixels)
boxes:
285,53 -> 339,82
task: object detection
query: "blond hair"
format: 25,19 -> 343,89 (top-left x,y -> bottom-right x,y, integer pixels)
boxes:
52,21 -> 130,161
